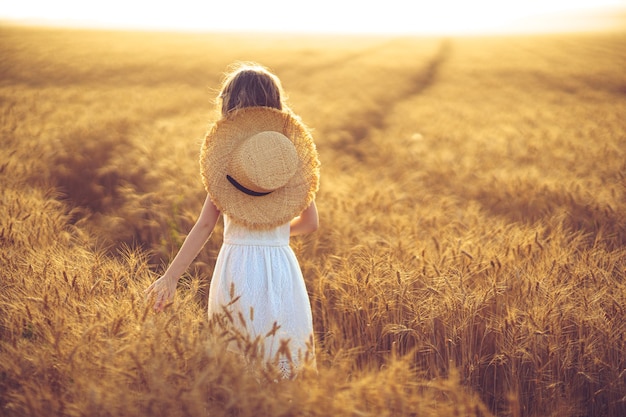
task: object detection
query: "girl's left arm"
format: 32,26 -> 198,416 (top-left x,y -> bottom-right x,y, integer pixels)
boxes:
290,200 -> 318,236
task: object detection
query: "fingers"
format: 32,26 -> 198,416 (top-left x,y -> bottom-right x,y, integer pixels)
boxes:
155,292 -> 166,311
144,285 -> 159,305
144,277 -> 175,313
155,297 -> 172,313
144,279 -> 159,298
144,286 -> 154,298
144,280 -> 165,312
153,286 -> 173,312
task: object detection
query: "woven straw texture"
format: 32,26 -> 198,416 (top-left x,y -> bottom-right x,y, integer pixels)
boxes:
200,107 -> 320,230
227,131 -> 299,193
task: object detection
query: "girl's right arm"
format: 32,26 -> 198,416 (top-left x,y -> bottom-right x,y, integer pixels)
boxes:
145,195 -> 220,312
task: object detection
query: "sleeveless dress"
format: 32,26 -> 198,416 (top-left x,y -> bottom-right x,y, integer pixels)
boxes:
207,215 -> 315,377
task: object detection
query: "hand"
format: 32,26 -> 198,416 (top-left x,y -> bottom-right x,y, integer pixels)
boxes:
144,275 -> 178,312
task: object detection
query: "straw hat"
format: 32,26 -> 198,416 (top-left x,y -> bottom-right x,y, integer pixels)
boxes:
200,106 -> 320,230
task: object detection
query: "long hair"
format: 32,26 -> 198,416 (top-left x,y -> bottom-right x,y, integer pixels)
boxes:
217,62 -> 286,117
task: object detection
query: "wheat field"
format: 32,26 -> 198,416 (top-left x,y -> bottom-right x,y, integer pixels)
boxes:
1,25 -> 626,417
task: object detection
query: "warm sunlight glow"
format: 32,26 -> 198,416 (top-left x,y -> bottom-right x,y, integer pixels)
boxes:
1,0 -> 625,34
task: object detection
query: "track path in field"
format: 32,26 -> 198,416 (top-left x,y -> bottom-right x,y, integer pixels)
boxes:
270,37 -> 457,234
279,37 -> 453,164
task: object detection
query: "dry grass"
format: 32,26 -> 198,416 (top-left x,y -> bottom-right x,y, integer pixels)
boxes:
1,25 -> 626,416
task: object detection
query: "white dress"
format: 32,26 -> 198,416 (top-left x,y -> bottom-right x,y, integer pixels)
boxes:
207,215 -> 315,376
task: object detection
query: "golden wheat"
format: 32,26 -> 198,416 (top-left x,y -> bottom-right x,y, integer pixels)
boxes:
1,25 -> 625,416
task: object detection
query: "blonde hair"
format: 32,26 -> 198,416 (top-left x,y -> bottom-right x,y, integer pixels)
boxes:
217,62 -> 286,117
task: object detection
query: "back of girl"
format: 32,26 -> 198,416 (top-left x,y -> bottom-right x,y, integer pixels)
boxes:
146,62 -> 320,380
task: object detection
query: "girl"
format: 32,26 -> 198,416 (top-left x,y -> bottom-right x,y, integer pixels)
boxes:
145,63 -> 320,378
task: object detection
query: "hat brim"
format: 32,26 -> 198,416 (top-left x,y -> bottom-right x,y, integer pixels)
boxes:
200,107 -> 320,230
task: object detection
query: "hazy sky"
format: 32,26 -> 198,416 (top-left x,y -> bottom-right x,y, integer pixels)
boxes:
2,0 -> 625,34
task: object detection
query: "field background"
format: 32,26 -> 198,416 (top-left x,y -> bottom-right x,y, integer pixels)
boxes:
1,25 -> 626,416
